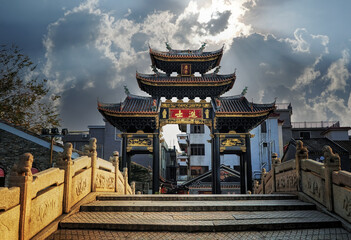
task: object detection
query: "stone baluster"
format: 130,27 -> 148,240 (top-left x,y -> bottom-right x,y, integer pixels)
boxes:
295,140 -> 308,191
261,168 -> 267,194
8,153 -> 34,240
123,167 -> 128,194
323,145 -> 341,211
110,151 -> 119,193
253,180 -> 259,194
84,138 -> 98,192
271,153 -> 281,193
57,143 -> 73,213
131,181 -> 136,195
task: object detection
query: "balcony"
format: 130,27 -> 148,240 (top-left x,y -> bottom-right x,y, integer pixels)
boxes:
177,133 -> 189,151
292,121 -> 339,129
177,155 -> 188,166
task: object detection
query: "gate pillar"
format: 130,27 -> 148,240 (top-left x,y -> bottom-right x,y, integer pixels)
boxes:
245,134 -> 253,192
152,132 -> 160,193
211,132 -> 221,194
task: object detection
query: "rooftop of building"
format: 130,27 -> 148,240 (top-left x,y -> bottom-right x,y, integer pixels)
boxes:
215,95 -> 276,114
149,43 -> 223,58
136,72 -> 236,84
98,94 -> 159,115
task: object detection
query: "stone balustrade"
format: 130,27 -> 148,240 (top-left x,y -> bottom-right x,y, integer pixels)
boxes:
254,140 -> 351,224
0,138 -> 135,240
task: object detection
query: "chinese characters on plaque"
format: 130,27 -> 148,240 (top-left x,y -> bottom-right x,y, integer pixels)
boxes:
169,109 -> 202,119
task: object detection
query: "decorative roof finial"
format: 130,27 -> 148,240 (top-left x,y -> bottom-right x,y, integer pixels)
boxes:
151,65 -> 159,75
241,86 -> 248,96
199,42 -> 207,52
165,42 -> 172,51
214,66 -> 221,74
124,85 -> 130,96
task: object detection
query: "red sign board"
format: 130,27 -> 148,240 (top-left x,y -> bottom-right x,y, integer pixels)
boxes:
170,109 -> 202,119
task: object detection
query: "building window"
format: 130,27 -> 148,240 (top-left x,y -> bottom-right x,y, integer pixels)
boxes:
179,166 -> 187,175
190,144 -> 205,155
300,131 -> 310,139
261,121 -> 267,133
190,124 -> 204,133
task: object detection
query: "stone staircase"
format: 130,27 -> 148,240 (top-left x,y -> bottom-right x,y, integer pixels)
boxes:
59,194 -> 343,233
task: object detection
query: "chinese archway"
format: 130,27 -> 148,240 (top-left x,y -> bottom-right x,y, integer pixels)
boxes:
98,43 -> 275,194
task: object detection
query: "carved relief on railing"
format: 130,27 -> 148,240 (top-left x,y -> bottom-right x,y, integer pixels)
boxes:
75,178 -> 87,196
95,173 -> 115,190
343,195 -> 351,216
331,163 -> 351,223
275,170 -> 297,192
332,184 -> 351,223
302,171 -> 325,205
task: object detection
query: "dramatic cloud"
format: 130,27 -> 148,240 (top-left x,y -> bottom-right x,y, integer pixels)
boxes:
41,0 -> 256,130
2,0 -> 351,140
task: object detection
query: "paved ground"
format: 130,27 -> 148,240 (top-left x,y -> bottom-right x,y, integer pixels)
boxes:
79,199 -> 315,212
59,210 -> 340,232
47,228 -> 351,239
46,194 -> 351,239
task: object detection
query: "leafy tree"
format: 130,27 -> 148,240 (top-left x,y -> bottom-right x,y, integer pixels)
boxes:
0,44 -> 60,133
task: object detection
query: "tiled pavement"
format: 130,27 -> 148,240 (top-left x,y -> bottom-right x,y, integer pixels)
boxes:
47,228 -> 351,240
60,210 -> 339,231
46,194 -> 351,239
79,199 -> 316,212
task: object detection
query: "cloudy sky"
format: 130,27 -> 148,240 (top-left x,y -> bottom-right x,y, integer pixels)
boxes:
1,0 -> 351,146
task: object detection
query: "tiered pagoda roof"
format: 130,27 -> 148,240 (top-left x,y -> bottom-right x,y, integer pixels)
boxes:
136,72 -> 235,99
98,44 -> 276,134
213,95 -> 276,132
149,45 -> 223,75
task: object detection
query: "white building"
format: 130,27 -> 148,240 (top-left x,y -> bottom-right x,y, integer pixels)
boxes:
177,114 -> 283,183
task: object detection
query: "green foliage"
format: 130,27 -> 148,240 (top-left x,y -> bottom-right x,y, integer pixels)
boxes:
0,44 -> 60,133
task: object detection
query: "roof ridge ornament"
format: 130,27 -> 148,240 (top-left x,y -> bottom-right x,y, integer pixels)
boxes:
199,42 -> 206,52
213,66 -> 221,74
151,65 -> 159,76
165,42 -> 172,51
124,85 -> 131,97
241,86 -> 248,96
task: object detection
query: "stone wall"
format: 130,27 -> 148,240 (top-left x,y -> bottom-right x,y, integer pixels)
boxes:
0,129 -> 61,175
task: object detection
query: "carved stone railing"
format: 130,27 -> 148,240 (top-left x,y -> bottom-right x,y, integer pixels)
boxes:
254,140 -> 351,224
0,138 -> 134,240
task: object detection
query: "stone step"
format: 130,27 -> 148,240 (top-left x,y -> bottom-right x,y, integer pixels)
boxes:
60,210 -> 341,232
80,199 -> 315,212
96,193 -> 298,201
